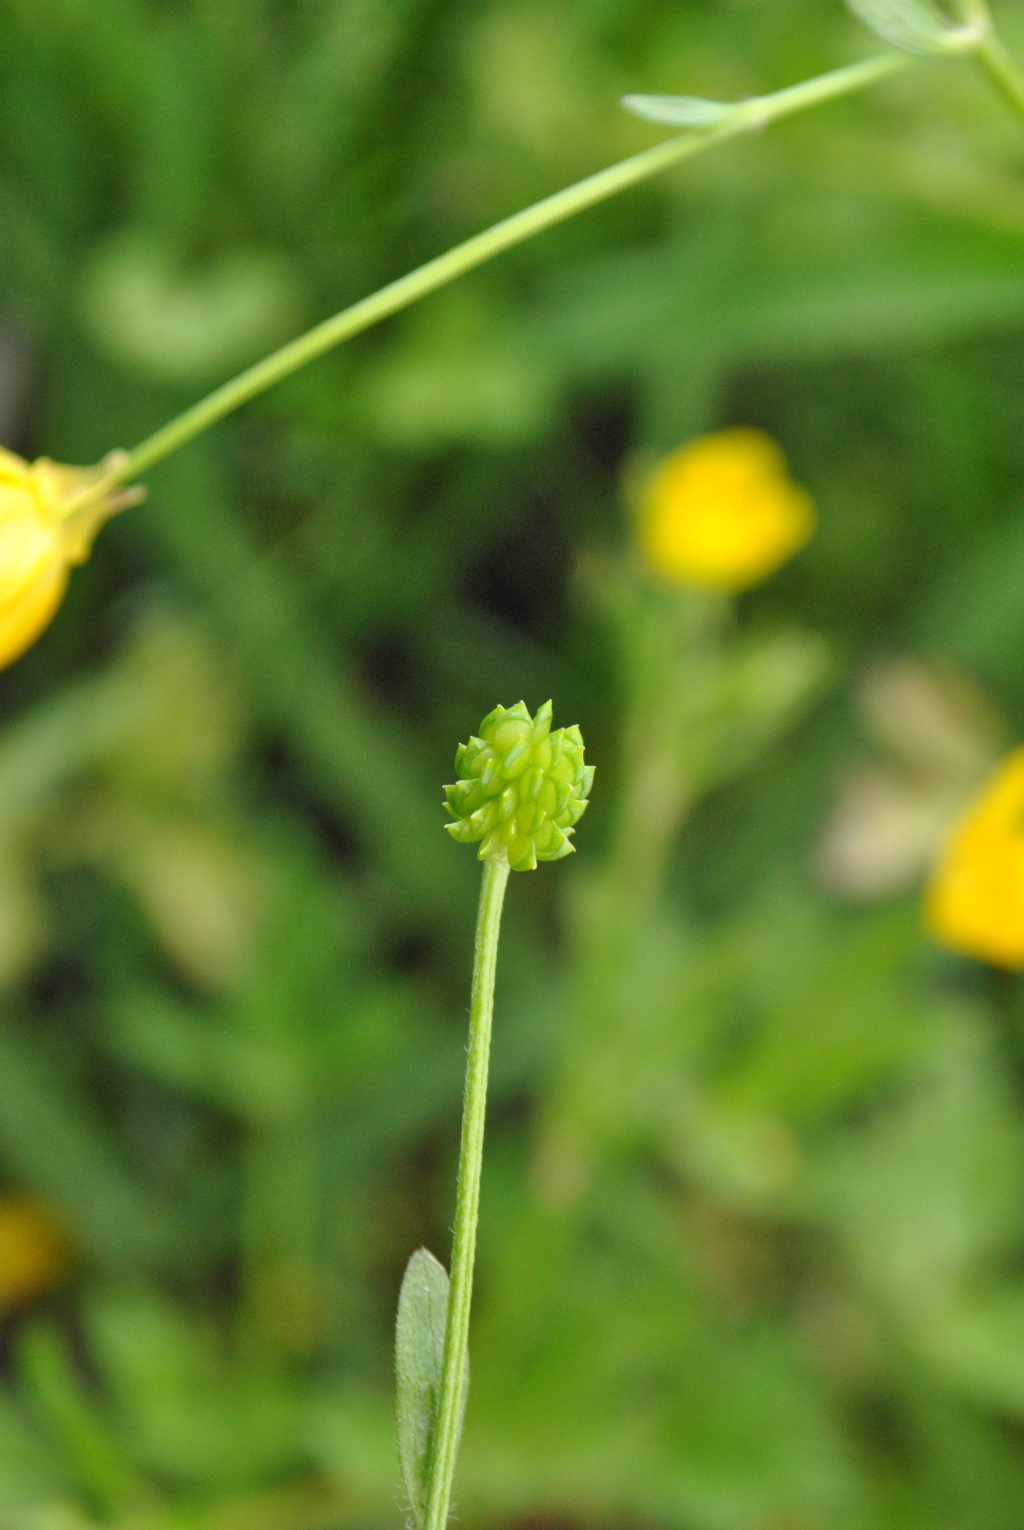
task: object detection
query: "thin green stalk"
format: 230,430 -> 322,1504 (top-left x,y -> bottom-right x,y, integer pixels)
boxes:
947,0 -> 1024,121
424,851 -> 510,1530
110,51 -> 911,489
975,29 -> 1024,121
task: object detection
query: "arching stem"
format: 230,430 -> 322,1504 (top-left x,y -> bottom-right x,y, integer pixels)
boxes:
109,52 -> 911,489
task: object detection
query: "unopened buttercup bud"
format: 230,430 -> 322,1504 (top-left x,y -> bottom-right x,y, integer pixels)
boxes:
0,448 -> 143,671
444,701 -> 593,871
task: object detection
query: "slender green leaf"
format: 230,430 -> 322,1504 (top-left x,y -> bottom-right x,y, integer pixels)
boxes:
845,0 -> 963,54
395,1249 -> 465,1528
620,94 -> 734,128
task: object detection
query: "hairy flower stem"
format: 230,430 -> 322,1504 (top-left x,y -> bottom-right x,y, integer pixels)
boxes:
424,852 -> 510,1530
109,52 -> 910,490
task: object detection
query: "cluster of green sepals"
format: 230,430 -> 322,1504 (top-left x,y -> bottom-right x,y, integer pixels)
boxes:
444,701 -> 594,871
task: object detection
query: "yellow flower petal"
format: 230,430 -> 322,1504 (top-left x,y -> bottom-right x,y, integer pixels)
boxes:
924,745 -> 1024,968
0,449 -> 142,670
638,427 -> 816,592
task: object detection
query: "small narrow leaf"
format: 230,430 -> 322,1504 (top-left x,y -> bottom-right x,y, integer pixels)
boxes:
844,0 -> 962,54
621,94 -> 735,128
395,1249 -> 466,1527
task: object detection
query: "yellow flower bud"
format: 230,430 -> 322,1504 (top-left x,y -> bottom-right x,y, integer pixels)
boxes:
0,448 -> 142,671
638,427 -> 816,592
0,1195 -> 69,1308
924,746 -> 1024,969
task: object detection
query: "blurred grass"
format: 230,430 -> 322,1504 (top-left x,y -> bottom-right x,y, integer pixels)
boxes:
0,2 -> 1024,1528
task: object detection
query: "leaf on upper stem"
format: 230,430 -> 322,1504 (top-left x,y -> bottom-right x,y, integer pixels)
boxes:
395,1248 -> 466,1528
620,94 -> 735,127
844,0 -> 971,54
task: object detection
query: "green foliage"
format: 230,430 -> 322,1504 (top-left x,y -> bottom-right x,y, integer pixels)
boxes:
620,93 -> 735,128
395,1249 -> 464,1528
844,0 -> 971,56
0,3 -> 1023,1530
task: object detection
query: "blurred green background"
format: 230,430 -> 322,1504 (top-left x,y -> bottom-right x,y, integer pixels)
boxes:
2,2 -> 1024,1527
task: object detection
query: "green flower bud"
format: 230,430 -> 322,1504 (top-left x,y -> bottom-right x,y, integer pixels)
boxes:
444,701 -> 593,871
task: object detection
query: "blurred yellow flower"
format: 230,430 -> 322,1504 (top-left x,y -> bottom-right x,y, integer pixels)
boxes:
638,427 -> 816,592
925,746 -> 1024,969
0,447 -> 141,671
0,1195 -> 69,1308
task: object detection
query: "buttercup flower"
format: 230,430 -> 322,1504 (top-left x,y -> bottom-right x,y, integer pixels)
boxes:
924,746 -> 1024,969
638,427 -> 815,591
444,700 -> 593,871
0,448 -> 142,671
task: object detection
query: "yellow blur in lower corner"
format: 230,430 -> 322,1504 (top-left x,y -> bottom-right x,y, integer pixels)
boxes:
0,1196 -> 69,1309
638,427 -> 816,592
0,447 -> 142,672
925,746 -> 1024,969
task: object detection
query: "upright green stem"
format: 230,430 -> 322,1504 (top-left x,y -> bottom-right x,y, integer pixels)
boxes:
424,852 -> 510,1530
948,0 -> 1024,122
109,51 -> 910,488
975,29 -> 1024,121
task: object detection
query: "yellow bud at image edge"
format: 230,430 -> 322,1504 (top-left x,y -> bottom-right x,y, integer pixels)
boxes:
925,745 -> 1024,969
0,448 -> 143,671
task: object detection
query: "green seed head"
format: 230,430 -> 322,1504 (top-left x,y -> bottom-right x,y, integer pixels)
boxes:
444,701 -> 594,871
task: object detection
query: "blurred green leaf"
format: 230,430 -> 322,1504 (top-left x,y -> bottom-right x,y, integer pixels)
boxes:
84,1293 -> 300,1490
16,1323 -> 148,1515
541,212 -> 1024,382
358,289 -> 558,450
845,0 -> 964,54
621,95 -> 734,127
80,233 -> 303,387
0,1017 -> 180,1272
